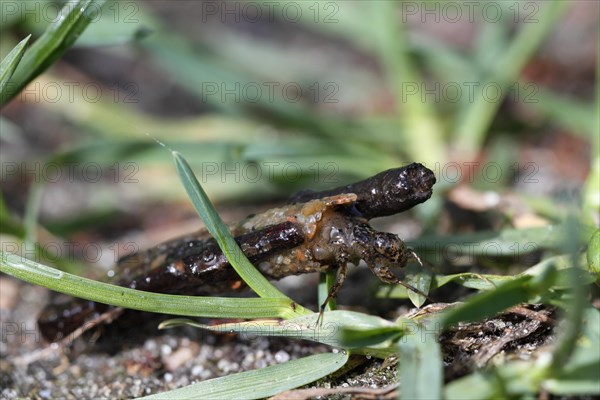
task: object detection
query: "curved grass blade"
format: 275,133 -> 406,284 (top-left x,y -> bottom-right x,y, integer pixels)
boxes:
1,0 -> 107,107
379,272 -> 516,298
339,326 -> 404,349
404,262 -> 431,307
140,351 -> 349,400
439,253 -> 588,328
160,310 -> 393,348
441,275 -> 533,328
172,151 -> 302,304
0,35 -> 30,95
380,254 -> 594,300
0,252 -> 299,319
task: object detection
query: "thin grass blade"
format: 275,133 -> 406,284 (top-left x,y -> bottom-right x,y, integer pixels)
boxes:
441,275 -> 533,327
0,34 -> 30,95
1,0 -> 107,106
172,151 -> 298,303
339,326 -> 404,349
140,352 -> 349,400
398,321 -> 443,400
160,310 -> 394,349
0,252 -> 299,318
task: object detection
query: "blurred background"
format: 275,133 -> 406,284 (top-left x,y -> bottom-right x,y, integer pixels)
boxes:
0,0 -> 598,273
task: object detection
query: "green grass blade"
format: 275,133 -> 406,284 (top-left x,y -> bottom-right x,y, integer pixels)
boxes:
379,254 -> 594,299
398,321 -> 443,400
339,326 -> 403,349
140,352 -> 349,400
544,307 -> 600,395
1,0 -> 107,106
0,252 -> 299,318
445,371 -> 498,400
441,275 -> 534,327
0,194 -> 25,237
318,270 -> 338,311
141,33 -> 342,137
404,263 -> 431,307
549,216 -> 589,373
373,1 -> 444,165
160,310 -> 394,349
587,229 -> 600,278
453,1 -> 571,158
0,34 -> 30,95
172,151 -> 293,300
378,272 -> 514,298
439,257 -> 593,328
584,156 -> 600,227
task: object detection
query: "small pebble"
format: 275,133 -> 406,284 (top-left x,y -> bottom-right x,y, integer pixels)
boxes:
161,344 -> 172,356
191,365 -> 204,376
274,350 -> 290,363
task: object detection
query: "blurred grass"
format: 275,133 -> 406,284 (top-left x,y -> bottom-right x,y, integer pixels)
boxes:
0,0 -> 107,106
452,1 -> 571,158
0,34 -> 30,94
2,2 -> 592,199
0,251 -> 307,319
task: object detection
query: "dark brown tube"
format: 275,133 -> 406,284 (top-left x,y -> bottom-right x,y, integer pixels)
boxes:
290,163 -> 436,219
